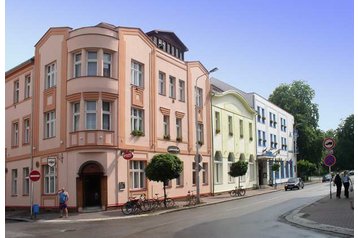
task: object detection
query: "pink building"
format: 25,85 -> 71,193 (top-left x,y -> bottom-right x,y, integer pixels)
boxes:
5,23 -> 213,211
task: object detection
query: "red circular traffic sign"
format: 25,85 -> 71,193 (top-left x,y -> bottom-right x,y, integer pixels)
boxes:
122,150 -> 134,160
323,138 -> 336,150
323,154 -> 336,167
29,170 -> 41,182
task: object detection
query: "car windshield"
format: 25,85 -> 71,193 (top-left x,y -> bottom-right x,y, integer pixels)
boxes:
288,178 -> 297,183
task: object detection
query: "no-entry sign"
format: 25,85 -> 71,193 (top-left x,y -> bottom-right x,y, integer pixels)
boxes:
29,170 -> 41,182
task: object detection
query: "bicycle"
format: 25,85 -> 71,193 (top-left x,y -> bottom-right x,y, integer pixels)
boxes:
229,186 -> 246,197
185,190 -> 197,206
121,194 -> 151,215
149,193 -> 175,210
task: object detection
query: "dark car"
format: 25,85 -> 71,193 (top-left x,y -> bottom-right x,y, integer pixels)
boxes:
322,174 -> 332,182
285,177 -> 304,191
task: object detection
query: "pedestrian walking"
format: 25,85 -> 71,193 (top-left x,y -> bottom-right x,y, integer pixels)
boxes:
333,173 -> 342,198
58,187 -> 69,218
342,171 -> 352,198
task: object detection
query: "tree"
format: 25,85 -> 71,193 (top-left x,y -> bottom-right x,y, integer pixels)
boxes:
228,160 -> 248,189
297,160 -> 317,181
145,154 -> 183,206
271,163 -> 280,187
269,80 -> 323,164
334,114 -> 354,170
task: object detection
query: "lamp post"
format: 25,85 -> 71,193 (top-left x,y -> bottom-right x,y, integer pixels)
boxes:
195,67 -> 218,204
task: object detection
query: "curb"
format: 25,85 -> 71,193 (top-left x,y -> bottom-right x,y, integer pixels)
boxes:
284,206 -> 354,237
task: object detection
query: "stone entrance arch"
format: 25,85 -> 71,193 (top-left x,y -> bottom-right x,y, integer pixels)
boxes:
76,161 -> 107,211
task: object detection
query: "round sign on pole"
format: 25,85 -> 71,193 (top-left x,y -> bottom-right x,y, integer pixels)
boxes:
323,154 -> 336,167
194,154 -> 203,163
323,138 -> 336,150
29,170 -> 41,182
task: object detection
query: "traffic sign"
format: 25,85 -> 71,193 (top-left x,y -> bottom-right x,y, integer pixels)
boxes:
29,170 -> 41,182
47,157 -> 56,167
323,138 -> 336,150
194,154 -> 203,163
323,154 -> 336,167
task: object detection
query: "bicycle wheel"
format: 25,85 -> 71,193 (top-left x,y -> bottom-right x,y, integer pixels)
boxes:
229,190 -> 237,197
163,198 -> 175,208
140,200 -> 151,212
121,202 -> 135,215
238,189 -> 246,196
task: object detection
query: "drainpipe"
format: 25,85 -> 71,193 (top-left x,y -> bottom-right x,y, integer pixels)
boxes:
210,91 -> 215,195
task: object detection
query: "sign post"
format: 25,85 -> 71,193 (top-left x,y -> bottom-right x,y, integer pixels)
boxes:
323,138 -> 336,199
29,170 -> 41,218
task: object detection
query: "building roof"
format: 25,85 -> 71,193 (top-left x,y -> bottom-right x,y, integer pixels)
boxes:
5,57 -> 35,78
146,30 -> 188,52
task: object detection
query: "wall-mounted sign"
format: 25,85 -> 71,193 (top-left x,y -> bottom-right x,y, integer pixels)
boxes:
47,157 -> 56,167
167,146 -> 180,154
122,150 -> 134,160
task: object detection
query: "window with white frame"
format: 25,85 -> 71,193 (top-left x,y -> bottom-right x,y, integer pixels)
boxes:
197,123 -> 204,145
281,137 -> 287,151
163,115 -> 170,138
239,119 -> 244,138
179,80 -> 185,101
262,131 -> 266,146
249,156 -> 255,181
270,134 -> 277,149
228,153 -> 235,183
45,62 -> 56,89
102,101 -> 111,130
169,76 -> 176,99
87,51 -> 97,76
14,80 -> 19,104
281,118 -> 286,132
202,162 -> 208,184
258,130 -> 262,146
103,53 -> 112,77
195,87 -> 203,107
215,111 -> 220,133
214,152 -> 223,184
131,60 -> 143,87
261,108 -> 266,123
44,165 -> 56,194
23,167 -> 29,195
176,169 -> 184,187
24,75 -> 31,99
74,53 -> 82,78
23,118 -> 30,144
257,106 -> 261,123
12,122 -> 19,146
11,169 -> 18,195
72,102 -> 80,131
131,108 -> 144,132
228,116 -> 233,136
130,161 -> 146,189
85,101 -> 97,130
45,111 -> 56,138
249,122 -> 253,140
158,72 -> 165,95
176,118 -> 182,140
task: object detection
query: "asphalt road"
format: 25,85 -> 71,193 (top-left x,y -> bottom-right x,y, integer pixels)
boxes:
6,182 -> 338,238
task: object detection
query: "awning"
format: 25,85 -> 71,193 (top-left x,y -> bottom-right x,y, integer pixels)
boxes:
257,151 -> 275,160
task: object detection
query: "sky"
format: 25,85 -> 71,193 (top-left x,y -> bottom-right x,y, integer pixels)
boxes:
4,0 -> 354,131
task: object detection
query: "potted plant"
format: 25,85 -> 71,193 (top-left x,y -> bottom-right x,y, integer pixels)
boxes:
131,130 -> 144,136
163,135 -> 170,140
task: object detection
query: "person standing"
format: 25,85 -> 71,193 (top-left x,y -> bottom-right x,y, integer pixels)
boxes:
333,173 -> 342,198
342,171 -> 352,198
58,188 -> 69,218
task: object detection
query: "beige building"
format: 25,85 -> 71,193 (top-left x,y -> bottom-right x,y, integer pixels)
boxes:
5,23 -> 213,211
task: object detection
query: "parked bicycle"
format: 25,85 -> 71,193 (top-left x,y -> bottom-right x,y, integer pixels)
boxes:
149,193 -> 175,210
229,186 -> 246,197
185,190 -> 197,206
121,194 -> 151,215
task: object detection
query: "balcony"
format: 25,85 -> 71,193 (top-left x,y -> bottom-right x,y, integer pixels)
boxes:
69,130 -> 115,148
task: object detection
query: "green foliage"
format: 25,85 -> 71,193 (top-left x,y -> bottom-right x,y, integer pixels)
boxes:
334,114 -> 354,170
228,160 -> 248,177
145,154 -> 183,183
272,163 -> 280,172
297,160 -> 317,180
131,130 -> 144,136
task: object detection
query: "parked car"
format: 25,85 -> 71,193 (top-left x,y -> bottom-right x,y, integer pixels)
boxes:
285,177 -> 304,191
322,174 -> 332,182
348,170 -> 354,176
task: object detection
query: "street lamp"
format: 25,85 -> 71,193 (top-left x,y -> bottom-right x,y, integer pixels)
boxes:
195,67 -> 218,204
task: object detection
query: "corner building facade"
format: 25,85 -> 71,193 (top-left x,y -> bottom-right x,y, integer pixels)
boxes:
5,23 -> 212,211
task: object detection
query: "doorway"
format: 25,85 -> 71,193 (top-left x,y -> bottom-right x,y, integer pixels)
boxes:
83,174 -> 101,207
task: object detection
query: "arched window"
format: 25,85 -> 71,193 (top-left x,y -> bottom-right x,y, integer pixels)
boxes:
214,151 -> 223,184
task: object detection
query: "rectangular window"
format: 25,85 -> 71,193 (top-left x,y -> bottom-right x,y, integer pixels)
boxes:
179,80 -> 185,101
131,108 -> 144,132
262,131 -> 266,146
131,61 -> 143,87
176,170 -> 184,187
74,53 -> 82,77
86,101 -> 97,130
249,162 -> 254,181
228,116 -> 233,136
176,118 -> 182,140
44,165 -> 56,194
163,115 -> 170,137
103,53 -> 112,77
202,162 -> 208,184
45,111 -> 56,138
87,51 -> 97,76
197,123 -> 204,145
249,123 -> 253,140
45,62 -> 56,89
23,118 -> 30,144
12,122 -> 19,147
192,162 -> 196,185
130,161 -> 146,189
11,169 -> 17,195
261,108 -> 266,123
258,130 -> 262,146
158,72 -> 166,95
196,87 -> 203,107
102,101 -> 111,130
281,118 -> 286,132
14,80 -> 19,103
72,102 -> 80,132
257,106 -> 261,123
23,167 -> 29,195
239,119 -> 244,138
215,112 -> 220,133
24,75 -> 31,98
281,161 -> 284,178
169,76 -> 176,99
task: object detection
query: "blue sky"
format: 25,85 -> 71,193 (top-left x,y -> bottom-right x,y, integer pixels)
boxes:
5,0 -> 354,131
